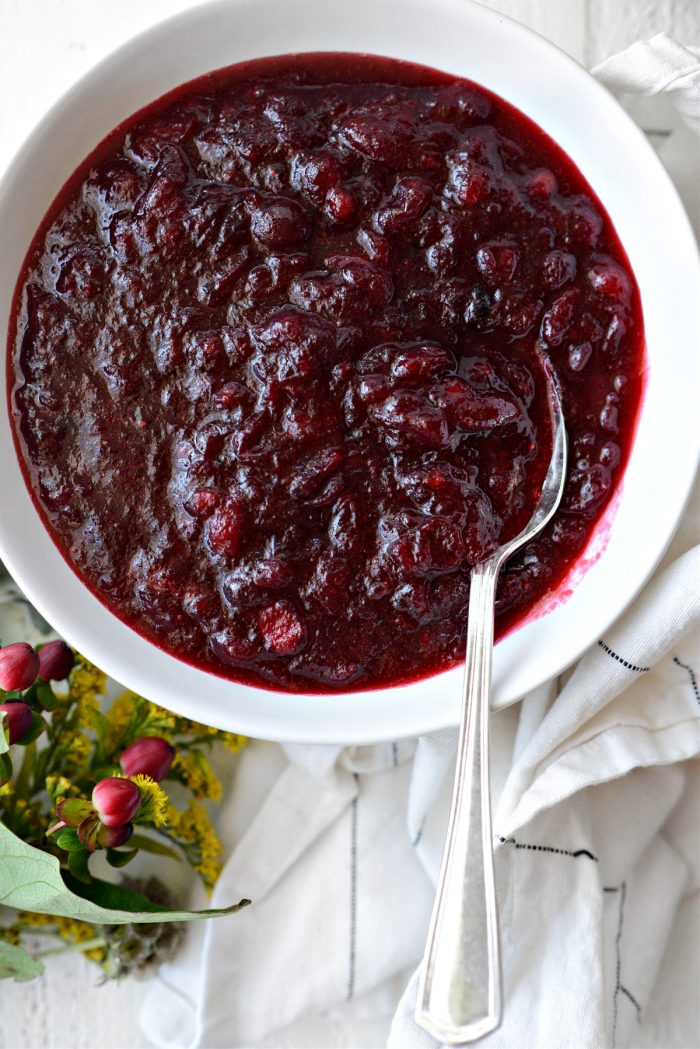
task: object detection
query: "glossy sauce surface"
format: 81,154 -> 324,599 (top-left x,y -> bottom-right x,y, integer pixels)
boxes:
9,54 -> 644,691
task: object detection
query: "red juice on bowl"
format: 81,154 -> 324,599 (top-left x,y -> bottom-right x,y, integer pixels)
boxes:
7,53 -> 645,693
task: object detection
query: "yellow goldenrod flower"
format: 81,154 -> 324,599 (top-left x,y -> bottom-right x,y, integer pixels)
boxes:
164,800 -> 224,891
163,802 -> 193,842
55,916 -> 99,944
17,912 -> 105,960
197,854 -> 224,887
61,733 -> 92,775
18,912 -> 54,928
76,697 -> 100,729
45,775 -> 73,805
70,655 -> 107,706
143,700 -> 177,732
106,691 -> 139,746
189,803 -> 224,889
221,733 -> 247,753
130,774 -> 169,826
172,751 -> 223,802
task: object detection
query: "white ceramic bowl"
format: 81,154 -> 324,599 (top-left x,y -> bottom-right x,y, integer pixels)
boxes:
1,0 -> 699,743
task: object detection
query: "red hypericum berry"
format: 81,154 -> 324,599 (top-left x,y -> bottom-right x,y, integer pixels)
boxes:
119,737 -> 175,782
97,822 -> 134,849
38,640 -> 75,682
0,643 -> 40,692
0,702 -> 33,745
92,777 -> 141,827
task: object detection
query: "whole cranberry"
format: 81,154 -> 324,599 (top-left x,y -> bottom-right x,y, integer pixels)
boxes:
0,643 -> 40,692
259,602 -> 307,655
92,777 -> 141,827
250,198 -> 310,249
0,702 -> 33,745
206,503 -> 244,559
119,737 -> 175,782
38,640 -> 75,682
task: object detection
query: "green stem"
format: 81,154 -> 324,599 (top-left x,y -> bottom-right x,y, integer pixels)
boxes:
34,937 -> 105,959
15,925 -> 59,936
32,746 -> 49,794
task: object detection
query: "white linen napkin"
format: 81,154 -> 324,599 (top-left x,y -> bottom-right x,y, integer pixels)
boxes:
98,34 -> 697,1048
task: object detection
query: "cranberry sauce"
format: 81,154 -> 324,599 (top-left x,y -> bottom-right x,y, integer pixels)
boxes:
9,54 -> 644,692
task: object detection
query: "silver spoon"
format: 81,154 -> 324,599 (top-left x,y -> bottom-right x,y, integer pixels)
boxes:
416,357 -> 567,1045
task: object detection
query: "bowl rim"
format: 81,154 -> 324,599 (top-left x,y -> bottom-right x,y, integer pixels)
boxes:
1,0 -> 699,743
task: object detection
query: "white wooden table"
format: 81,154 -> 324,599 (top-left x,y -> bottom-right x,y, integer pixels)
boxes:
0,1 -> 697,1046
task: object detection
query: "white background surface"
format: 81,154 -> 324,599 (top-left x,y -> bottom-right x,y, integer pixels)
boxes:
0,1 -> 698,1047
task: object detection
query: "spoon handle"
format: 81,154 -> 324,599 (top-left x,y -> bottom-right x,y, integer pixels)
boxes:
416,556 -> 502,1045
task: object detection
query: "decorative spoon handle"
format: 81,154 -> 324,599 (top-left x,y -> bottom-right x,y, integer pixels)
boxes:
416,555 -> 502,1045
416,357 -> 566,1044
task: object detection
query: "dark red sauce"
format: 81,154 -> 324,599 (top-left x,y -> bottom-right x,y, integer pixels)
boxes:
8,53 -> 645,692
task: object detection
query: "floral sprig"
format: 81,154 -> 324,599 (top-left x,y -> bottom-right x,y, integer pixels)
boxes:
0,638 -> 246,979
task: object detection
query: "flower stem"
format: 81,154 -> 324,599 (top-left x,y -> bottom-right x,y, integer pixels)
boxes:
34,937 -> 105,959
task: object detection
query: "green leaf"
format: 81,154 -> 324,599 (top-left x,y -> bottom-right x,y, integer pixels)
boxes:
65,872 -> 250,917
90,766 -> 120,782
54,828 -> 83,852
63,872 -> 166,912
67,848 -> 91,885
88,708 -> 111,752
18,682 -> 38,707
0,753 -> 11,787
130,833 -> 182,862
0,822 -> 249,924
0,941 -> 44,982
56,798 -> 93,826
105,848 -> 138,869
192,748 -> 212,774
0,713 -> 8,756
35,681 -> 57,712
